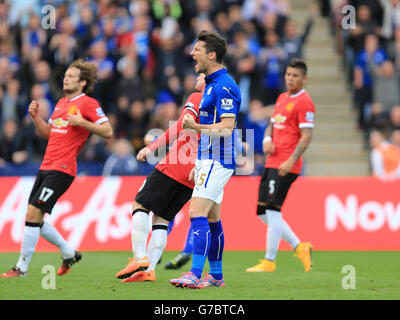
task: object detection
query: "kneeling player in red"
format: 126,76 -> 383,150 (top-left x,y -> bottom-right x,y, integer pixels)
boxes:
115,74 -> 205,283
246,59 -> 314,273
0,59 -> 113,278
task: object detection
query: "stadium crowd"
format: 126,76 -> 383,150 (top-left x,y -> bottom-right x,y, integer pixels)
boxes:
331,0 -> 400,179
0,0 -> 320,176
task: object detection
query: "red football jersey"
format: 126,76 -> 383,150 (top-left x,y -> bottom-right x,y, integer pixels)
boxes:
40,93 -> 109,176
265,89 -> 315,174
147,92 -> 202,189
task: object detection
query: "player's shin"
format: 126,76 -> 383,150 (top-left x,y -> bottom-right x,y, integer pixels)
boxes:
190,217 -> 211,279
40,222 -> 75,259
208,220 -> 224,280
265,209 -> 283,261
16,222 -> 41,272
131,209 -> 150,259
147,224 -> 168,271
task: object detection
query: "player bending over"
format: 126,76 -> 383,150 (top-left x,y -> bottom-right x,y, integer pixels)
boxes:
115,74 -> 205,282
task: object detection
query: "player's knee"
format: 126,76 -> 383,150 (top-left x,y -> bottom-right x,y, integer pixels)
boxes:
132,202 -> 149,216
257,202 -> 267,216
25,205 -> 44,223
265,202 -> 282,212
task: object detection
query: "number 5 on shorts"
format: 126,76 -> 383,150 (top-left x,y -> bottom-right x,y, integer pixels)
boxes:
39,187 -> 54,202
268,180 -> 275,195
197,173 -> 207,186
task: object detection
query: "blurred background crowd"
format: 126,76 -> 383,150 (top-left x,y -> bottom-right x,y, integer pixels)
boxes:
0,0 -> 399,179
331,0 -> 400,179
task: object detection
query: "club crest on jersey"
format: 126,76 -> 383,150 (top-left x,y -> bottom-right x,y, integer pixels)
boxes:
221,98 -> 234,110
286,102 -> 295,112
68,105 -> 77,114
207,86 -> 213,95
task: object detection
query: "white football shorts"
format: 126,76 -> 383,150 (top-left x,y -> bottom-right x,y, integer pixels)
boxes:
192,159 -> 234,204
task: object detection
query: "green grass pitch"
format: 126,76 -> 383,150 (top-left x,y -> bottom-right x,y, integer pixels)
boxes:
0,251 -> 399,300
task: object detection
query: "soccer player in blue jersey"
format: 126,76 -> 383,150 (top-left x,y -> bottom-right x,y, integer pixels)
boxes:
170,30 -> 241,289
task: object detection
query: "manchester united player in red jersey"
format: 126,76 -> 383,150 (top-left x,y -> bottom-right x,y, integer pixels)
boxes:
115,74 -> 205,283
0,59 -> 113,278
246,59 -> 314,273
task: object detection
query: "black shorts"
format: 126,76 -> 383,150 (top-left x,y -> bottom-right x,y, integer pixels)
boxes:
135,168 -> 193,221
28,170 -> 75,214
257,167 -> 298,213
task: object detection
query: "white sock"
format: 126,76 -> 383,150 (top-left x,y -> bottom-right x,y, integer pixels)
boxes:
259,213 -> 300,249
16,224 -> 41,272
40,222 -> 75,259
147,224 -> 168,271
131,210 -> 150,259
281,220 -> 300,249
265,210 -> 283,261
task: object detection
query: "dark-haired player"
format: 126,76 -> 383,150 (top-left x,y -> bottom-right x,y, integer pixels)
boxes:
0,59 -> 113,278
246,59 -> 314,273
170,30 -> 241,289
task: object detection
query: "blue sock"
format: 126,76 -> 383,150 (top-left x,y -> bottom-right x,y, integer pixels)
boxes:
167,219 -> 174,235
190,217 -> 210,279
208,220 -> 224,280
182,225 -> 193,254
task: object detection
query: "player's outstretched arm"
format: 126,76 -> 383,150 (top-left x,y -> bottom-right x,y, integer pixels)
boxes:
67,109 -> 113,139
28,100 -> 51,139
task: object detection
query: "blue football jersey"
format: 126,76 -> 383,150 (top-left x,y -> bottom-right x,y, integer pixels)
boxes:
198,68 -> 241,169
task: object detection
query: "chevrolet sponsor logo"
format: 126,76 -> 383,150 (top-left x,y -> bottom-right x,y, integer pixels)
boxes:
52,118 -> 69,128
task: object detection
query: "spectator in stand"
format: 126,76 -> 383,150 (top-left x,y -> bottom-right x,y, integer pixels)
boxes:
378,0 -> 400,43
366,102 -> 391,132
0,119 -> 29,165
88,39 -> 115,113
128,100 -> 150,153
115,44 -> 143,102
102,138 -> 139,176
153,34 -> 185,93
369,129 -> 400,180
353,34 -> 388,128
243,99 -> 273,174
390,129 -> 400,149
227,27 -> 257,128
282,4 -> 318,64
257,30 -> 287,105
368,59 -> 400,112
389,105 -> 400,131
1,78 -> 27,124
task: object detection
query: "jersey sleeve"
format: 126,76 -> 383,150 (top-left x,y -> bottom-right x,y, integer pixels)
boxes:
182,92 -> 201,121
215,84 -> 240,119
148,93 -> 201,152
297,98 -> 315,129
82,99 -> 109,124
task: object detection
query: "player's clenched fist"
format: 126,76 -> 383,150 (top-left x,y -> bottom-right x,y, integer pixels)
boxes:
28,100 -> 39,118
182,114 -> 196,130
263,140 -> 275,155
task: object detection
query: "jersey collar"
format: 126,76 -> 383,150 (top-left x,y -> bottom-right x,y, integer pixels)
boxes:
66,93 -> 85,102
205,68 -> 227,84
288,89 -> 305,98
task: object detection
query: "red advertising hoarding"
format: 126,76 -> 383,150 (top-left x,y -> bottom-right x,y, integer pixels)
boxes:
0,176 -> 399,251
